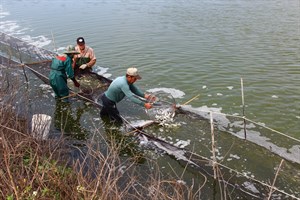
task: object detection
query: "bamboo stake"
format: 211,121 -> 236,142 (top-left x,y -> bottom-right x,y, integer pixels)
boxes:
210,111 -> 217,180
267,159 -> 285,200
182,94 -> 200,105
189,149 -> 296,199
3,52 -> 299,198
241,78 -> 247,139
59,92 -> 77,100
15,60 -> 52,67
16,45 -> 29,83
16,45 -> 30,123
5,46 -> 13,89
51,30 -> 58,53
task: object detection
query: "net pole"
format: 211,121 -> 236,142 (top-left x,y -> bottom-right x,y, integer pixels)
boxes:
241,78 -> 247,139
210,111 -> 217,180
267,159 -> 285,200
51,30 -> 58,53
182,94 -> 200,105
16,45 -> 29,84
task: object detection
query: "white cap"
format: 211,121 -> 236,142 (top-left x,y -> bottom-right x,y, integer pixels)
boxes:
127,67 -> 141,79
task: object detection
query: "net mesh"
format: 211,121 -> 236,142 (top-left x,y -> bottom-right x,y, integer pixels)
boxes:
1,32 -> 300,199
145,92 -> 177,125
0,32 -> 111,102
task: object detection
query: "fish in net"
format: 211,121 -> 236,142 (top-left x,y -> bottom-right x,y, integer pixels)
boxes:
68,72 -> 111,101
144,92 -> 178,126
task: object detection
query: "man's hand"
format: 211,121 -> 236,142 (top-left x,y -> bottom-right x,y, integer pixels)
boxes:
144,103 -> 152,109
145,94 -> 156,102
79,64 -> 88,69
73,80 -> 80,87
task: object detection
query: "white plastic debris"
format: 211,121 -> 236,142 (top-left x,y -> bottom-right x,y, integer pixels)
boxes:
31,114 -> 52,140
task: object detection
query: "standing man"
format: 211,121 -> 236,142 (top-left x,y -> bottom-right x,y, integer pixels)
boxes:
49,45 -> 80,98
100,67 -> 153,124
73,37 -> 96,76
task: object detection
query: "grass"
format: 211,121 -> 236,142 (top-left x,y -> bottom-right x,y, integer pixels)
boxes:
0,74 -> 201,200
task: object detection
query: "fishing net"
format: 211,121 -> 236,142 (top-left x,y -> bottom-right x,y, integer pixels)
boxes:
0,32 -> 111,103
68,72 -> 111,99
145,92 -> 177,125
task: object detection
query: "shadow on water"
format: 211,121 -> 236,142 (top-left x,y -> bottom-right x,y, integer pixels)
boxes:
54,99 -> 89,141
101,118 -> 147,164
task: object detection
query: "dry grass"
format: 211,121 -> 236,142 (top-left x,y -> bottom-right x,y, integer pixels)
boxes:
0,108 -> 200,200
0,74 -> 201,200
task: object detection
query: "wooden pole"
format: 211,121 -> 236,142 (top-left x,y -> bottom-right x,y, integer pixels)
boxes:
267,159 -> 284,200
210,111 -> 217,179
241,78 -> 247,139
59,92 -> 77,100
51,30 -> 58,53
182,94 -> 200,105
16,45 -> 29,83
15,60 -> 52,67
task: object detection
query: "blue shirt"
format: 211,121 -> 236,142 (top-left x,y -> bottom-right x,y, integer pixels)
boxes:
105,76 -> 145,106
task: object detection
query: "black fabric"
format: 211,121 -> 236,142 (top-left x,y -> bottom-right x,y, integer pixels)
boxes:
100,93 -> 123,124
74,65 -> 92,77
76,37 -> 85,44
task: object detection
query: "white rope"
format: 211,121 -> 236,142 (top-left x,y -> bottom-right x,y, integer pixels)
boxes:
12,59 -> 300,199
189,108 -> 300,143
188,151 -> 300,199
123,115 -> 300,199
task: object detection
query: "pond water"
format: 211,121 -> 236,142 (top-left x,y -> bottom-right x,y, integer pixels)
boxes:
1,0 -> 299,199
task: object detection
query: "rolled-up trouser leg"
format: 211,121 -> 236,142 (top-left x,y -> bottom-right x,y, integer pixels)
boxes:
100,94 -> 123,124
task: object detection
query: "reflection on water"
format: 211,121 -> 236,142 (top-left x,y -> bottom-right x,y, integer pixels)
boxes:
54,99 -> 88,141
102,121 -> 147,164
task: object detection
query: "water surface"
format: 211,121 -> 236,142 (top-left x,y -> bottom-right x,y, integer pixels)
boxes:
1,0 -> 299,199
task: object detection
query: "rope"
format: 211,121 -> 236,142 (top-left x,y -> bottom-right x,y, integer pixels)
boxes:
121,114 -> 299,199
15,60 -> 52,67
187,150 -> 299,199
6,54 -> 300,199
21,63 -> 103,108
186,107 -> 300,143
14,60 -> 300,146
